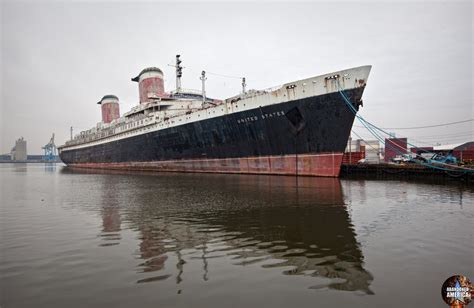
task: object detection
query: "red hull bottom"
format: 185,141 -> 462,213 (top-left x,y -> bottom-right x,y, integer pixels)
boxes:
68,153 -> 344,177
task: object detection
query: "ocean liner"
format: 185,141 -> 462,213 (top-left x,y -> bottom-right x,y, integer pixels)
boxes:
58,56 -> 371,177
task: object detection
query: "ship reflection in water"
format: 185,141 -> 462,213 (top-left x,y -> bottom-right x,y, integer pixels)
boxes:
65,168 -> 373,293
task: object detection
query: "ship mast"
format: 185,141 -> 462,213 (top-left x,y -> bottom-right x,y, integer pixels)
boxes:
242,77 -> 246,94
175,55 -> 183,93
200,70 -> 207,106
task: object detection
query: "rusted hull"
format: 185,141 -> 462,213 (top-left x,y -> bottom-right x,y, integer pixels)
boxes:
68,152 -> 344,177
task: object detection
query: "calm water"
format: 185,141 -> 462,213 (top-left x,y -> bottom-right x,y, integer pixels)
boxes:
1,163 -> 473,308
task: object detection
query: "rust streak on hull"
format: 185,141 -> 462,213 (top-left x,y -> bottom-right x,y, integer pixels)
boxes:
68,153 -> 344,177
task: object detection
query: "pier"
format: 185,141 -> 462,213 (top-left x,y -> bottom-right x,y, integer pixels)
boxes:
341,163 -> 473,182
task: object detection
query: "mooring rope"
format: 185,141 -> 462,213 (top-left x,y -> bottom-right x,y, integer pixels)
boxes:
336,80 -> 474,173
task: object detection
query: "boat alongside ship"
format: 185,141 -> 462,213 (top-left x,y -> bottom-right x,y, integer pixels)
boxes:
58,56 -> 371,177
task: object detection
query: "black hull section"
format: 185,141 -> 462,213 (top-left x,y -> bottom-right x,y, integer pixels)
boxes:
60,88 -> 364,164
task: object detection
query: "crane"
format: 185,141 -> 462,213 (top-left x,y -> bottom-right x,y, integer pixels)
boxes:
42,133 -> 57,162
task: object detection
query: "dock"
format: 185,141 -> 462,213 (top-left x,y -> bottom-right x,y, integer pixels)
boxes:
341,163 -> 473,182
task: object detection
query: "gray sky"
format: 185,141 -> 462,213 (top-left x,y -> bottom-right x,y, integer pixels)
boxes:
1,1 -> 472,154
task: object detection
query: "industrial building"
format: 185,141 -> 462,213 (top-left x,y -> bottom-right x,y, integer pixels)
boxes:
384,138 -> 407,162
345,138 -> 381,164
416,142 -> 474,163
10,137 -> 27,161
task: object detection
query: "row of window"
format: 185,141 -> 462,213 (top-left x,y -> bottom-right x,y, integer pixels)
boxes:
69,102 -> 256,149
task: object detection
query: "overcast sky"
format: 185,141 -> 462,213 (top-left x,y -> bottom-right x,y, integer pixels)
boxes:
1,1 -> 472,154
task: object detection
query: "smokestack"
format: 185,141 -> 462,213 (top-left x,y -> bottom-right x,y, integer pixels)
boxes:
131,67 -> 165,104
97,95 -> 120,123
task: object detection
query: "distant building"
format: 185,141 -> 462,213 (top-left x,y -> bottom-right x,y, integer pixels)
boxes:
432,142 -> 468,152
453,142 -> 474,162
346,138 -> 362,153
11,137 -> 27,161
454,142 -> 474,151
345,138 -> 381,163
0,154 -> 11,161
431,142 -> 474,163
410,147 -> 434,154
384,138 -> 407,162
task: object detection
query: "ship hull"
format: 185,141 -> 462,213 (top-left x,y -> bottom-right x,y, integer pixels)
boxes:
60,88 -> 364,177
65,153 -> 344,177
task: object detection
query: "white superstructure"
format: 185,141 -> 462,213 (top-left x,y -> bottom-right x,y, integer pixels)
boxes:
60,64 -> 371,153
